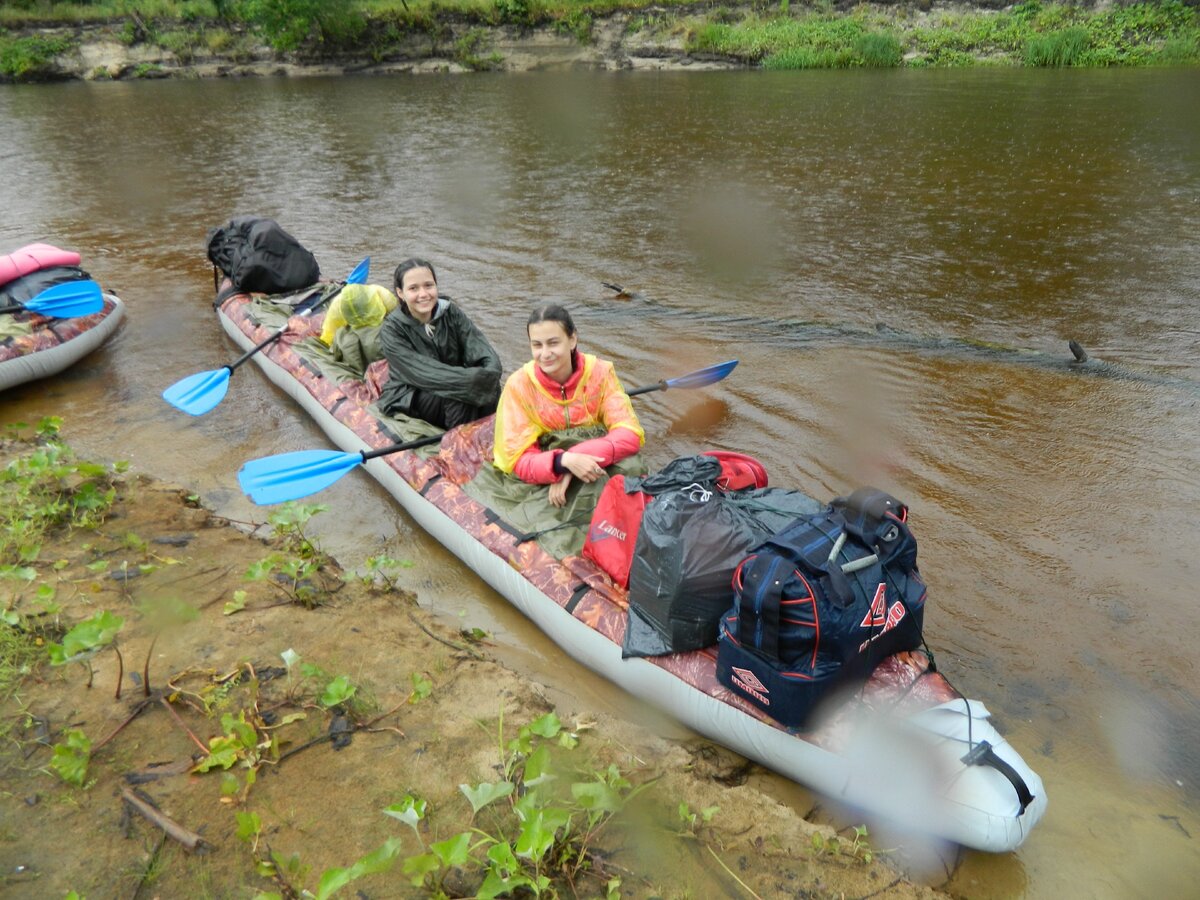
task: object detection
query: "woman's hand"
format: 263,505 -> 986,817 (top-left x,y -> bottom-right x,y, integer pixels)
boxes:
548,473 -> 572,508
561,451 -> 606,483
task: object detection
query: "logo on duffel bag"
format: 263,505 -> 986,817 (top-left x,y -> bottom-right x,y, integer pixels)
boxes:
731,666 -> 770,706
857,583 -> 909,652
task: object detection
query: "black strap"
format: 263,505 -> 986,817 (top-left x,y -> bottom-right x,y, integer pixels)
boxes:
418,473 -> 443,497
565,583 -> 590,614
961,740 -> 1036,814
483,509 -> 525,540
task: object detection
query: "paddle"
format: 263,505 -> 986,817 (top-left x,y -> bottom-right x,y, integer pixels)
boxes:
238,359 -> 740,505
162,258 -> 369,417
0,280 -> 105,318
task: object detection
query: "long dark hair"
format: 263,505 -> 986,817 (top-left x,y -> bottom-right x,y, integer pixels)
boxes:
394,258 -> 437,294
526,303 -> 576,338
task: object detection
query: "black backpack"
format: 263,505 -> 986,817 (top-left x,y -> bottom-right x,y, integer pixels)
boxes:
206,216 -> 320,297
716,488 -> 927,729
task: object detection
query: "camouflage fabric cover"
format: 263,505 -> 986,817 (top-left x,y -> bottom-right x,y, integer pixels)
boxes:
0,296 -> 121,366
220,291 -> 960,743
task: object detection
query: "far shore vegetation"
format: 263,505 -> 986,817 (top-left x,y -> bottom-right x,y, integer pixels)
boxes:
1,0 -> 1198,81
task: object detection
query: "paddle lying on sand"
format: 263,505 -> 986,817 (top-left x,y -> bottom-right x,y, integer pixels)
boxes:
0,280 -> 105,318
239,359 -> 740,505
163,258 -> 369,417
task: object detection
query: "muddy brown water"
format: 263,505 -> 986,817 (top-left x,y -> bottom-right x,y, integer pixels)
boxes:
2,68 -> 1198,897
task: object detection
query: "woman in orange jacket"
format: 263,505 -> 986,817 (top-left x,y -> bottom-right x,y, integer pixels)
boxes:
494,304 -> 644,507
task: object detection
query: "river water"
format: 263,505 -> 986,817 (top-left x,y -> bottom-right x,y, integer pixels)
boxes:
2,68 -> 1198,897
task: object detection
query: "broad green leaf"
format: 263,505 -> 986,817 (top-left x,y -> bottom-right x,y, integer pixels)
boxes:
477,868 -> 534,900
401,852 -> 440,887
522,745 -> 554,787
528,712 -> 561,739
194,736 -> 241,772
50,728 -> 91,787
382,795 -> 427,832
485,840 -> 520,872
223,591 -> 247,616
408,671 -> 432,703
515,808 -> 570,862
431,832 -> 472,867
235,811 -> 261,842
314,837 -> 401,900
460,780 -> 514,815
320,675 -> 357,708
60,610 -> 123,657
280,648 -> 301,669
571,780 -> 621,813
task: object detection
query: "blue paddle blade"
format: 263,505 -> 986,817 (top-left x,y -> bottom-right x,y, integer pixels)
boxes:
162,367 -> 231,416
664,359 -> 738,390
22,280 -> 105,318
346,257 -> 370,285
238,449 -> 364,505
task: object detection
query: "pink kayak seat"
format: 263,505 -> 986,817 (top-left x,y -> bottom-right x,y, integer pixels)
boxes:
0,243 -> 83,289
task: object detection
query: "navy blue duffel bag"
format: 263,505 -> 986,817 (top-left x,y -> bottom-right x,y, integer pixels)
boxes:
716,488 -> 928,729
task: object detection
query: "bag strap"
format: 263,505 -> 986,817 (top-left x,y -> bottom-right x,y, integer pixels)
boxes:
764,515 -> 859,608
736,554 -> 788,659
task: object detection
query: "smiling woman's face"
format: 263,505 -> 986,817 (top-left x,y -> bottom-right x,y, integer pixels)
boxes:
400,266 -> 438,324
528,319 -> 577,384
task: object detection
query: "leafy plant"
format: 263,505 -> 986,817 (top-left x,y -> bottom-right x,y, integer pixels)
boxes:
0,34 -> 74,81
408,671 -> 432,704
811,823 -> 876,863
50,727 -> 91,787
246,502 -> 338,607
239,0 -> 365,53
46,610 -> 126,697
1,425 -> 121,567
677,800 -> 719,834
320,674 -> 357,708
494,0 -> 534,28
454,28 -> 504,70
398,711 -> 646,896
358,554 -> 413,593
194,710 -> 268,773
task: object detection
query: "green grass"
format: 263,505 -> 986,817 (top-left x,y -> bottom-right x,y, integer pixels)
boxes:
0,625 -> 40,701
0,1 -> 1196,68
0,34 -> 74,79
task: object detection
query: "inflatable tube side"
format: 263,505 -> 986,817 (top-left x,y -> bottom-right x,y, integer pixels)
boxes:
0,295 -> 124,391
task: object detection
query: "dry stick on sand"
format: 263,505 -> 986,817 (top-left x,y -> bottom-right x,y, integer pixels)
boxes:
159,696 -> 210,755
407,610 -> 484,660
120,788 -> 206,852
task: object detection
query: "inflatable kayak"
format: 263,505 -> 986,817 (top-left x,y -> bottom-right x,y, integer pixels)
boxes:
0,290 -> 124,392
214,288 -> 1047,853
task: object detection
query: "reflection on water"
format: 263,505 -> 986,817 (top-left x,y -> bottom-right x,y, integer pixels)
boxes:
2,67 -> 1198,898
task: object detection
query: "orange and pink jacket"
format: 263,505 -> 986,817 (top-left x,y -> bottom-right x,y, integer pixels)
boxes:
493,351 -> 644,484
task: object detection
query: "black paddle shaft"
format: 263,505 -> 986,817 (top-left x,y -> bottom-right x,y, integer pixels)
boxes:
626,381 -> 668,397
360,432 -> 446,462
227,285 -> 338,373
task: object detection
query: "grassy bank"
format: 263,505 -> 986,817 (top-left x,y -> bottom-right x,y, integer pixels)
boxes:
1,0 -> 1197,80
689,0 -> 1200,68
2,419 -> 940,898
